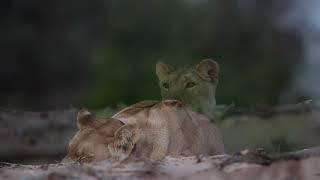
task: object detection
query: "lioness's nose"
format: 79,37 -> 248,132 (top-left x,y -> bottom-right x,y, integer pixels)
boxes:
163,92 -> 182,101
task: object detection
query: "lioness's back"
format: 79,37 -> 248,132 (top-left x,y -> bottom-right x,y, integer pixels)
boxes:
113,100 -> 225,160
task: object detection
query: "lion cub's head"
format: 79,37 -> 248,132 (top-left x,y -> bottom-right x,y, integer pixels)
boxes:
62,110 -> 127,163
156,59 -> 219,116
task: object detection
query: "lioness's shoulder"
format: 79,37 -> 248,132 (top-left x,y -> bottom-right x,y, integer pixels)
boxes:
130,100 -> 159,108
112,100 -> 159,118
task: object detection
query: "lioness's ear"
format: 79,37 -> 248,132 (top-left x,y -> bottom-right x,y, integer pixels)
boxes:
77,110 -> 95,130
156,62 -> 172,80
196,59 -> 219,82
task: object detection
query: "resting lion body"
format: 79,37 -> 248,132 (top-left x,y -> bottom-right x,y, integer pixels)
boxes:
63,100 -> 225,163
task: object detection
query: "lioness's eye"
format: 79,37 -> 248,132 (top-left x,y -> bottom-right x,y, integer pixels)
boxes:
162,82 -> 169,90
185,82 -> 196,89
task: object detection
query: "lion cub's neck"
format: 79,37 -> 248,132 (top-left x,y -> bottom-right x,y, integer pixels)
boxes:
156,59 -> 219,118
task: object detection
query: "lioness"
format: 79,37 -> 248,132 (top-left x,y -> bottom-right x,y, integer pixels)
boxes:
63,100 -> 224,163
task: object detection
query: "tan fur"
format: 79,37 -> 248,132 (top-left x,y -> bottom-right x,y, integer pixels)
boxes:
113,100 -> 225,160
63,100 -> 225,163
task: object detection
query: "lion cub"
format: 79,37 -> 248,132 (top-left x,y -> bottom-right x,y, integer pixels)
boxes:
63,100 -> 225,163
156,59 -> 221,119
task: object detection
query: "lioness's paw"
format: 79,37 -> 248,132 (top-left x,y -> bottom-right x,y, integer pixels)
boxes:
107,137 -> 135,161
107,125 -> 141,161
107,143 -> 133,161
114,124 -> 141,144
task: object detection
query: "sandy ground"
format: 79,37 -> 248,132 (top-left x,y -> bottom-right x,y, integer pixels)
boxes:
1,153 -> 320,180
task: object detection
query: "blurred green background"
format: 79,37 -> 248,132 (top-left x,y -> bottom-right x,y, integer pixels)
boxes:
0,0 -> 318,110
85,0 -> 305,110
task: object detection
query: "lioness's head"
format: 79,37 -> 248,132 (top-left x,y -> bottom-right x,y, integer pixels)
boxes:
156,59 -> 219,114
62,110 -> 125,163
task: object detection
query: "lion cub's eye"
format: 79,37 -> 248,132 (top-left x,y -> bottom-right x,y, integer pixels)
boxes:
185,82 -> 196,89
162,82 -> 169,90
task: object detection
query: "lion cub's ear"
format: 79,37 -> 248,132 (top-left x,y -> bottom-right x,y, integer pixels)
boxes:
156,62 -> 173,80
196,59 -> 219,82
77,110 -> 95,130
